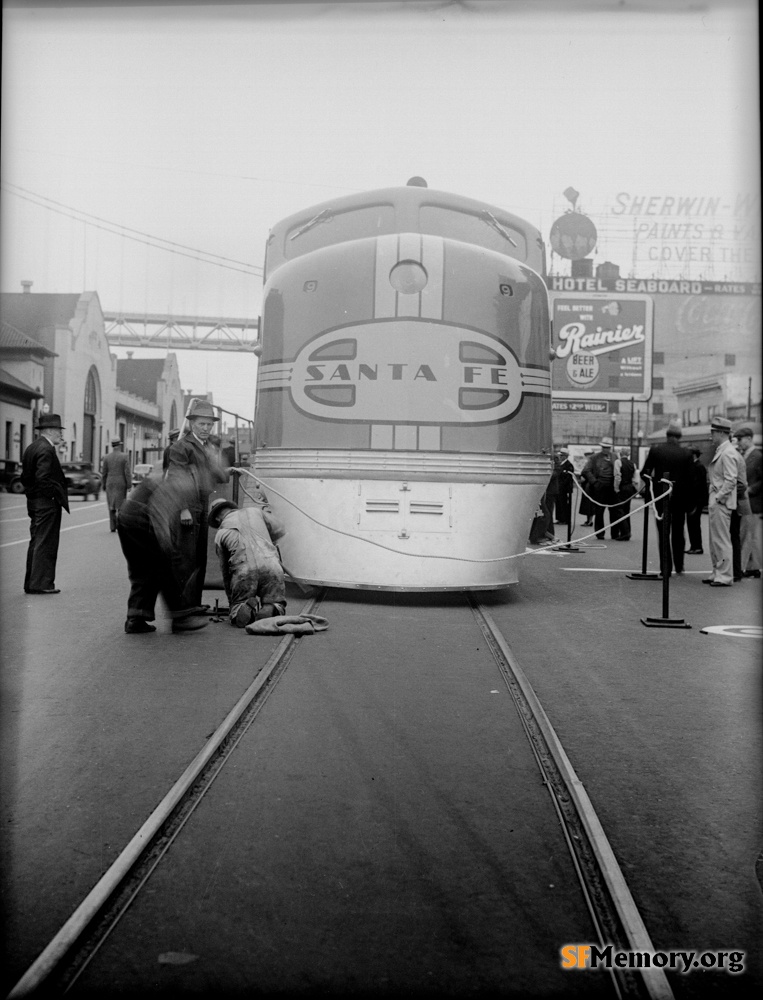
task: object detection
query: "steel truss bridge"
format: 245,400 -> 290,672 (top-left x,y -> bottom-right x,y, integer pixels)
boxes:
103,312 -> 261,354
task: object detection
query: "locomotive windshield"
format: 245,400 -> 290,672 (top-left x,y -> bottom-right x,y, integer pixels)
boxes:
270,188 -> 544,277
284,203 -> 397,256
418,205 -> 528,260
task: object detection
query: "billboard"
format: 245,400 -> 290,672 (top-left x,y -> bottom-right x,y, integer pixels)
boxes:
550,292 -> 653,402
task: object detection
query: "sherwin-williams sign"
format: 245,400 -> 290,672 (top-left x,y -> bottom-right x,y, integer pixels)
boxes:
550,293 -> 653,402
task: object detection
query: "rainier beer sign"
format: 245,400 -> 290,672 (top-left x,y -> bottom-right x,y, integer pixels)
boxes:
549,293 -> 653,402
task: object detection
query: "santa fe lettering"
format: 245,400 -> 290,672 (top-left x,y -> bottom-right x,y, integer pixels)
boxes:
305,364 -> 438,382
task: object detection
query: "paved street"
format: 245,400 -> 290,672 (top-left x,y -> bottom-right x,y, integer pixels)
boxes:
1,492 -> 761,997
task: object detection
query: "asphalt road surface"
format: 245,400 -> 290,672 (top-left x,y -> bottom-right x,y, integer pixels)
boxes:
1,492 -> 760,997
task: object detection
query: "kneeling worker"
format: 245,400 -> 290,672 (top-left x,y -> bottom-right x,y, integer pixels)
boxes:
209,496 -> 287,628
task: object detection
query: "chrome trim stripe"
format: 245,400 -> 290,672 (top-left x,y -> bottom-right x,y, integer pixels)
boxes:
420,235 -> 444,320
519,367 -> 552,394
374,234 -> 398,318
254,449 -> 552,482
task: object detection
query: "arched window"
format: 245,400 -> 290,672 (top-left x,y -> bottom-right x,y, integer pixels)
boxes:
82,366 -> 100,463
84,369 -> 98,413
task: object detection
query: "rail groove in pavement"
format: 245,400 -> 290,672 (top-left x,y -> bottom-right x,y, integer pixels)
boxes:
9,591 -> 672,999
469,595 -> 673,1000
6,594 -> 322,998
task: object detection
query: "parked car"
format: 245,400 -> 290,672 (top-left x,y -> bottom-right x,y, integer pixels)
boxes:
131,463 -> 155,488
61,461 -> 101,500
0,459 -> 25,493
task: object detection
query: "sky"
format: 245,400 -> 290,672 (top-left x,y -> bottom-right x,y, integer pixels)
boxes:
1,0 -> 759,420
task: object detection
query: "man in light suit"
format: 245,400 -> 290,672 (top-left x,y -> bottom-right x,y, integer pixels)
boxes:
21,413 -> 70,594
101,437 -> 132,532
703,416 -> 738,587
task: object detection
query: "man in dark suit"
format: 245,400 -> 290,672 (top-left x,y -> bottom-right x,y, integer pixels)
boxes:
640,421 -> 694,576
165,400 -> 228,607
21,413 -> 70,594
101,437 -> 132,532
161,427 -> 181,472
685,447 -> 709,555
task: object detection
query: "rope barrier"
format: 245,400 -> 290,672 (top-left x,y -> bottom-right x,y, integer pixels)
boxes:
568,471 -> 671,532
228,468 -> 673,565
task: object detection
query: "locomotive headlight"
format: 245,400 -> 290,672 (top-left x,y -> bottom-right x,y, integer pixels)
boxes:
389,260 -> 428,294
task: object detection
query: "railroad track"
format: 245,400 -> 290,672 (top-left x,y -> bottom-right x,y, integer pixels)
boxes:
8,590 -> 673,1000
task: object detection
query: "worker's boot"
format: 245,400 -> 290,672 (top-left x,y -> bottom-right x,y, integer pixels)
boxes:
232,597 -> 259,628
253,602 -> 285,621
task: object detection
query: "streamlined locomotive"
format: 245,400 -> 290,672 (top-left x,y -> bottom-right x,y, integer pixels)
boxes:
252,180 -> 552,589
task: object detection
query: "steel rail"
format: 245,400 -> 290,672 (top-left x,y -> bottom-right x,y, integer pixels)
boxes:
469,595 -> 674,1000
6,595 -> 322,999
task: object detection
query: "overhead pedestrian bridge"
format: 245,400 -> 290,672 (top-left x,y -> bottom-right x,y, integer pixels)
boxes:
103,312 -> 261,354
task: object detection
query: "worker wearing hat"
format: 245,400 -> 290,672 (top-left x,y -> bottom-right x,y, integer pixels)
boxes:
733,425 -> 762,579
704,416 -> 737,585
165,399 -> 229,606
101,436 -> 132,532
208,496 -> 286,627
640,420 -> 694,577
20,413 -> 69,594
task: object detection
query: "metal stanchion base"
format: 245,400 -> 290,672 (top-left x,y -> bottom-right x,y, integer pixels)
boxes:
641,616 -> 692,629
627,572 -> 661,580
559,543 -> 583,552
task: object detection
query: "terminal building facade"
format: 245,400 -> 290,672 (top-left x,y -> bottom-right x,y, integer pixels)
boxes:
0,285 -> 185,468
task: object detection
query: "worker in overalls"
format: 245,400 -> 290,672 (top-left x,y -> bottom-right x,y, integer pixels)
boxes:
208,495 -> 287,628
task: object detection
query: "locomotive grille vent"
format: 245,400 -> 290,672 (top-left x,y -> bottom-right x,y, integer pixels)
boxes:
409,502 -> 445,516
365,500 -> 401,514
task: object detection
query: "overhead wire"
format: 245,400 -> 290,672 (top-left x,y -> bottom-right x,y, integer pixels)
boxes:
1,180 -> 263,277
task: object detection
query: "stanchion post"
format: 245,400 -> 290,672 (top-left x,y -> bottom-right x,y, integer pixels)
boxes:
231,467 -> 240,504
660,492 -> 671,618
641,479 -> 691,628
627,475 -> 660,580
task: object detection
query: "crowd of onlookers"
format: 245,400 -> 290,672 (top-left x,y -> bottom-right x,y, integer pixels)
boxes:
530,420 -> 761,586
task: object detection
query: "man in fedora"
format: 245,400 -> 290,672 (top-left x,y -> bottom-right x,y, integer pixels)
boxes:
640,421 -> 693,576
101,437 -> 132,532
580,436 -> 617,539
162,427 -> 181,472
21,413 -> 69,594
703,416 -> 737,586
165,399 -> 229,607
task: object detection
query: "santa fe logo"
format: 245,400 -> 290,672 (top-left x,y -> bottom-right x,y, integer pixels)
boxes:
259,322 -> 550,424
